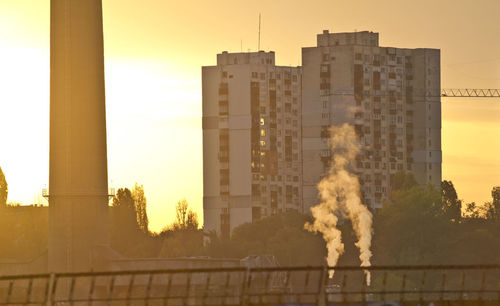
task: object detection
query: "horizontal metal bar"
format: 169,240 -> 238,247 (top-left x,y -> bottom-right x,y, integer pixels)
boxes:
328,289 -> 500,295
3,264 -> 500,280
0,274 -> 49,281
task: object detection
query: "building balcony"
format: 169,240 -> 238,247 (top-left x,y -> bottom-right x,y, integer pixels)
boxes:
320,83 -> 330,90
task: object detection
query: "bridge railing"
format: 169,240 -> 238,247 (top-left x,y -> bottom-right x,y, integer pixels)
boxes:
1,265 -> 500,305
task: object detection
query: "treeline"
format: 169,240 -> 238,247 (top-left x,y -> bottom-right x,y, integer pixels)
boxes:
0,165 -> 499,268
112,171 -> 500,267
373,172 -> 500,266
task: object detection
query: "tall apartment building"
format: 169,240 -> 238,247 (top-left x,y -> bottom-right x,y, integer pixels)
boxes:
302,30 -> 441,211
203,51 -> 303,238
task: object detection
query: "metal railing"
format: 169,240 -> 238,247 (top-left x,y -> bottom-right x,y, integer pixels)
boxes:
1,265 -> 500,305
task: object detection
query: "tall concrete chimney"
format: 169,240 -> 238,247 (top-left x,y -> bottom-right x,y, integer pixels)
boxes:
49,0 -> 109,272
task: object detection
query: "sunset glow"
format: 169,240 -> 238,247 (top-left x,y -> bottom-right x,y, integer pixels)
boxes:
0,0 -> 499,232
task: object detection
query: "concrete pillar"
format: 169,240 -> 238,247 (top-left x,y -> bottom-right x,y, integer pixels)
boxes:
48,0 -> 109,272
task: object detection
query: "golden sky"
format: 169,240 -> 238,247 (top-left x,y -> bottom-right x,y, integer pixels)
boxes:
0,0 -> 499,232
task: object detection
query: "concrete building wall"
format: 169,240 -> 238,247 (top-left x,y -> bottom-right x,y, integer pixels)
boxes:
202,66 -> 220,234
203,52 -> 302,237
411,49 -> 442,187
302,30 -> 441,212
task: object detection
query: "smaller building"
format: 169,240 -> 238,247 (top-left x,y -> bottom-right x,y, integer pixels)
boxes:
202,51 -> 303,238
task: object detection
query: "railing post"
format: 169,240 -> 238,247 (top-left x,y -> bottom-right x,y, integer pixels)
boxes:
318,266 -> 327,306
45,273 -> 56,306
239,268 -> 249,306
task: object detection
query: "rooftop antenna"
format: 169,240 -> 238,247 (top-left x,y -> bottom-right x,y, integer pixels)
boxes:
258,13 -> 261,51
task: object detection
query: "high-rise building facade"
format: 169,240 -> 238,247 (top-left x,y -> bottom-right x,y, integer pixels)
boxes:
203,51 -> 303,238
302,30 -> 441,211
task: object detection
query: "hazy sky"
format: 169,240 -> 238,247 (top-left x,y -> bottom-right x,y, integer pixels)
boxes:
0,0 -> 499,232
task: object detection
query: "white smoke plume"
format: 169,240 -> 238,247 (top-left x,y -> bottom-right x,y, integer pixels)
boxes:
305,124 -> 373,285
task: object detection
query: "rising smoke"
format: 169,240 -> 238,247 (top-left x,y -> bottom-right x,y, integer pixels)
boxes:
305,124 -> 373,285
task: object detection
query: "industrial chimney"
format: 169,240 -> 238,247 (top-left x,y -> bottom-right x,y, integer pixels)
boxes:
48,0 -> 109,272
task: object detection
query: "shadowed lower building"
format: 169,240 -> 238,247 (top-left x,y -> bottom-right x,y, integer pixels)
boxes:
301,30 -> 442,211
202,52 -> 303,238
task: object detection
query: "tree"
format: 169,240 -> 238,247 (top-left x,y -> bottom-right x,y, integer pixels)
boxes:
113,188 -> 135,211
464,202 -> 480,219
111,188 -> 141,254
441,180 -> 462,222
172,199 -> 199,230
158,229 -> 204,258
375,184 -> 450,265
205,211 -> 327,266
158,199 -> 202,258
175,199 -> 188,227
464,196 -> 497,221
492,186 -> 500,218
0,167 -> 7,208
390,171 -> 418,195
481,202 -> 497,220
132,183 -> 149,233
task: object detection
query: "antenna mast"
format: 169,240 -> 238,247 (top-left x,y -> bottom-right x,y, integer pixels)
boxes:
258,14 -> 261,51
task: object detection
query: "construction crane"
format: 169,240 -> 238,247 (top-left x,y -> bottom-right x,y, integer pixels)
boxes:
321,89 -> 500,98
441,88 -> 500,98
